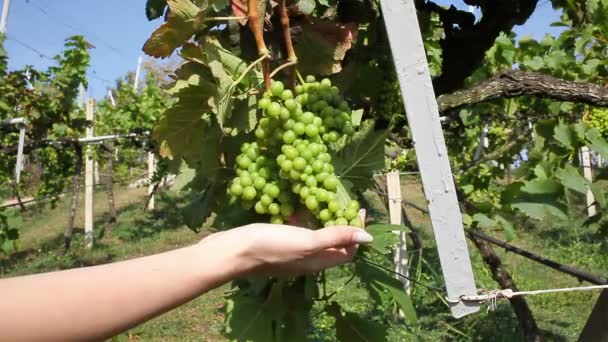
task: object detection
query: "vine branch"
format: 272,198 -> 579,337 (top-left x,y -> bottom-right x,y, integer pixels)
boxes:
437,71 -> 608,114
279,0 -> 297,89
247,0 -> 270,90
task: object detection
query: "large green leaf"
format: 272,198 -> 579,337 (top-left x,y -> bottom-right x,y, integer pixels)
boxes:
143,0 -> 203,58
327,304 -> 388,342
553,121 -> 575,150
589,182 -> 607,209
354,260 -> 418,325
153,80 -> 217,162
555,164 -> 589,194
333,122 -> 387,190
365,224 -> 410,254
511,200 -> 568,221
293,19 -> 358,76
521,178 -> 563,194
586,128 -> 608,159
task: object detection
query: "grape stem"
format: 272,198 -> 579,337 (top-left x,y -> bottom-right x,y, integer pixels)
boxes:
269,60 -> 297,79
233,52 -> 270,87
247,0 -> 271,90
203,16 -> 247,21
278,0 -> 297,90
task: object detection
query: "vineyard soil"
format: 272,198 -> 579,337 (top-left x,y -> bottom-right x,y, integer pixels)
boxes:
0,180 -> 605,341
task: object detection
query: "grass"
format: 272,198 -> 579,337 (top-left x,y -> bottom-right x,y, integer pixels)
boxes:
1,178 -> 607,341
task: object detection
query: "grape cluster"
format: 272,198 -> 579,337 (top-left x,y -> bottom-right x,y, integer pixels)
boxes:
588,108 -> 608,139
228,77 -> 363,228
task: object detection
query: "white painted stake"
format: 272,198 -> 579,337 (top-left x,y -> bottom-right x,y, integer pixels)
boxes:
108,90 -> 116,107
581,146 -> 596,217
85,99 -> 95,249
0,0 -> 11,34
14,125 -> 25,184
147,152 -> 156,210
380,0 -> 480,318
387,172 -> 410,297
134,55 -> 143,91
473,124 -> 489,162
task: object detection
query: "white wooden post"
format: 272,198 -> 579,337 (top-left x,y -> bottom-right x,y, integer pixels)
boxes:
147,152 -> 155,210
581,146 -> 596,217
14,120 -> 25,185
387,172 -> 410,298
134,55 -> 143,91
473,124 -> 489,162
85,99 -> 95,249
0,0 -> 11,34
380,0 -> 480,318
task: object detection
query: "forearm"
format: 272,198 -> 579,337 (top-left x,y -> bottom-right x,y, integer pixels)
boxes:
0,240 -> 246,341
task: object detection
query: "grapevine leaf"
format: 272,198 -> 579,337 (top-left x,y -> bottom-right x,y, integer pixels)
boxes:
553,121 -> 575,150
224,290 -> 279,341
365,224 -> 410,254
511,200 -> 568,221
292,0 -> 316,15
171,166 -> 196,192
328,305 -> 388,342
333,122 -> 387,190
293,19 -> 357,76
589,182 -> 607,208
354,260 -> 418,325
495,214 -> 517,241
153,81 -> 217,162
555,164 -> 589,194
146,0 -> 167,20
227,94 -> 258,133
472,213 -> 496,229
143,0 -> 204,58
586,128 -> 608,159
521,178 -> 563,194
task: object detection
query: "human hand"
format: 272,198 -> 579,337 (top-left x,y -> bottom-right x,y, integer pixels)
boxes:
199,224 -> 373,277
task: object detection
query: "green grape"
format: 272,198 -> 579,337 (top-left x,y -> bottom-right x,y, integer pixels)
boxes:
230,183 -> 243,197
319,209 -> 332,222
349,217 -> 363,228
328,200 -> 340,213
344,208 -> 358,221
300,186 -> 311,199
284,99 -> 298,112
289,169 -> 301,181
293,157 -> 307,171
240,175 -> 253,187
260,194 -> 273,206
316,172 -> 329,183
325,220 -> 336,227
267,102 -> 282,118
283,130 -> 296,144
323,175 -> 338,190
255,201 -> 267,214
271,216 -> 284,224
268,203 -> 281,216
306,75 -> 316,83
280,159 -> 293,172
281,89 -> 294,101
258,97 -> 271,109
305,196 -> 319,210
243,187 -> 257,200
293,122 -> 306,135
253,177 -> 266,190
305,124 -> 319,137
306,176 -> 318,188
335,217 -> 349,226
271,81 -> 285,97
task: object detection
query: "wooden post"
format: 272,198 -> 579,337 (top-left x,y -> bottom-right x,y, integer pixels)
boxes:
380,0 -> 480,318
134,55 -> 143,91
0,0 -> 10,34
581,146 -> 596,217
147,152 -> 155,210
578,290 -> 608,342
85,99 -> 95,249
387,172 -> 410,298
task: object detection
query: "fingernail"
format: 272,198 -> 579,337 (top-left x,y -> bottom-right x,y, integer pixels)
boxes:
353,231 -> 374,244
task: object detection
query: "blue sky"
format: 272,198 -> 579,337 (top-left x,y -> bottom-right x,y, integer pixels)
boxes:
4,0 -> 563,99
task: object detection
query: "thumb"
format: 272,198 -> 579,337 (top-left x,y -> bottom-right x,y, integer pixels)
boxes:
311,226 -> 373,251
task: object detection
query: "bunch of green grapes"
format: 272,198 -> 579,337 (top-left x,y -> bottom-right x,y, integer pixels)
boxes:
376,54 -> 405,119
228,77 -> 363,228
588,108 -> 608,139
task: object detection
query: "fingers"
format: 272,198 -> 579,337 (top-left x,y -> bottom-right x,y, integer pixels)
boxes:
306,247 -> 357,271
310,226 -> 373,252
